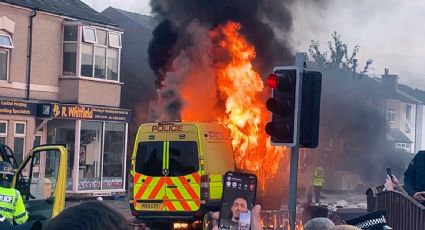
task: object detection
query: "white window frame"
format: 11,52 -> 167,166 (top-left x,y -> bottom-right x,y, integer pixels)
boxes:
396,143 -> 406,149
80,28 -> 121,81
33,132 -> 43,147
14,122 -> 26,137
82,26 -> 97,44
62,25 -> 79,76
13,122 -> 26,165
62,24 -> 122,82
0,34 -> 14,49
0,49 -> 10,81
108,32 -> 122,48
387,107 -> 396,123
0,121 -> 7,144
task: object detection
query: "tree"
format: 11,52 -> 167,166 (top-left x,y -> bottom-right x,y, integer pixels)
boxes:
309,31 -> 373,75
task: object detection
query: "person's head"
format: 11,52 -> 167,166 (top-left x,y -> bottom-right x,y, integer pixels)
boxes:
44,201 -> 129,230
331,225 -> 361,230
304,217 -> 335,230
230,197 -> 248,222
0,161 -> 14,188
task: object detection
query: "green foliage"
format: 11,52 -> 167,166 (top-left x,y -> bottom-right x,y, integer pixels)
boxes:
309,31 -> 372,73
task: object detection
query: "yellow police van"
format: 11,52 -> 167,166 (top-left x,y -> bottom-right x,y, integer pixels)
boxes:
129,122 -> 235,227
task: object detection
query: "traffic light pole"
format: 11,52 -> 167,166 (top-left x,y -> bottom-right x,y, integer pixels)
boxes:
288,53 -> 306,230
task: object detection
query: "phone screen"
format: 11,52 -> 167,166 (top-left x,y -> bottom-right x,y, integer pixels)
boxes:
386,168 -> 393,181
219,172 -> 257,230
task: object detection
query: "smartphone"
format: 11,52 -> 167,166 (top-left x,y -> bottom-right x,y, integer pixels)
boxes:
219,171 -> 257,230
386,168 -> 394,182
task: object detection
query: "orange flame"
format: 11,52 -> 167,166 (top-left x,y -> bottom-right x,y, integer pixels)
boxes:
211,21 -> 286,184
177,21 -> 287,184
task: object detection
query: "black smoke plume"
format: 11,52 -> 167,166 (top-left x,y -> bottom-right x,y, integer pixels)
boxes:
148,0 -> 296,86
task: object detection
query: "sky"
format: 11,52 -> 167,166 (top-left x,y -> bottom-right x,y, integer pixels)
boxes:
82,0 -> 425,89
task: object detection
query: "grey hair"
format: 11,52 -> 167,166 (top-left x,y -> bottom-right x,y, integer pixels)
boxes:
304,217 -> 335,230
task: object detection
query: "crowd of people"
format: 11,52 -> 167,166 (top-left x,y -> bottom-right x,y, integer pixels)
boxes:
0,151 -> 423,229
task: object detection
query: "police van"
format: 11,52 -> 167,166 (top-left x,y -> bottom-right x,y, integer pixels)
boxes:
129,122 -> 235,225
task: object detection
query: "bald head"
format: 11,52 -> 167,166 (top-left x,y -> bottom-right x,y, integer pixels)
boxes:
304,218 -> 335,230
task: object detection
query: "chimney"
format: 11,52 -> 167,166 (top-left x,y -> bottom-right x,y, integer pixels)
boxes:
382,68 -> 398,90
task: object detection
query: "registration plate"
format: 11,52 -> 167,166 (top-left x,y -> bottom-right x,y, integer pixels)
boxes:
137,203 -> 163,210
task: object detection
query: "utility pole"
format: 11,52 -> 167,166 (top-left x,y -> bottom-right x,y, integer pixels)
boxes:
288,53 -> 306,230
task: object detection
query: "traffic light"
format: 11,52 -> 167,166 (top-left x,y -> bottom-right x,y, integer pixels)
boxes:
265,67 -> 322,148
299,71 -> 322,148
265,66 -> 300,146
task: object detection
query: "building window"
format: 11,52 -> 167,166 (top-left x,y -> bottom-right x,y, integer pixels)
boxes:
33,133 -> 42,147
94,46 -> 106,79
81,44 -> 94,77
62,25 -> 121,80
79,121 -> 102,190
107,48 -> 119,81
0,121 -> 7,144
78,27 -> 121,81
14,122 -> 26,165
0,34 -> 13,81
0,50 -> 7,81
62,25 -> 78,76
0,35 -> 13,48
83,27 -> 96,43
387,108 -> 396,122
47,120 -> 76,190
406,104 -> 411,120
108,33 -> 121,48
102,123 -> 125,189
396,143 -> 411,151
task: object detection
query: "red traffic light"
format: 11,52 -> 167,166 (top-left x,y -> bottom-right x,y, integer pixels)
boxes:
266,74 -> 278,88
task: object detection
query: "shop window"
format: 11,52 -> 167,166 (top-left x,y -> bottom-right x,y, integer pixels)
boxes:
13,122 -> 26,165
79,121 -> 102,190
47,119 -> 75,190
102,123 -> 125,189
0,121 -> 6,144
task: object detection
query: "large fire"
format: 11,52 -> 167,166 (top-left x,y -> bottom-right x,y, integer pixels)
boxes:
181,21 -> 287,184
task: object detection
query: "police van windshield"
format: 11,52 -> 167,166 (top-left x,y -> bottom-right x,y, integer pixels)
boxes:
135,141 -> 163,176
168,141 -> 199,176
135,141 -> 199,177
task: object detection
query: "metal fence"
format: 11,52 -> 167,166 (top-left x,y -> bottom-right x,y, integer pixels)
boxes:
366,187 -> 425,230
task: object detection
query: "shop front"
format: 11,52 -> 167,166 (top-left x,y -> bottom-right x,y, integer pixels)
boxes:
0,99 -> 38,165
46,103 -> 130,198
